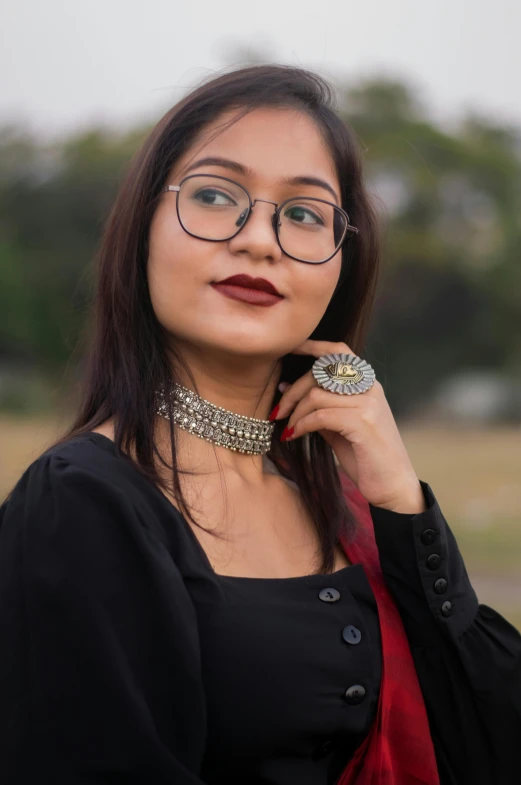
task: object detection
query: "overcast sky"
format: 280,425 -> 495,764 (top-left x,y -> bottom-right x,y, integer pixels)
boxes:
2,0 -> 520,141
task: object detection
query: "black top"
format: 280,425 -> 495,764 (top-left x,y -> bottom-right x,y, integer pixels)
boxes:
1,432 -> 520,785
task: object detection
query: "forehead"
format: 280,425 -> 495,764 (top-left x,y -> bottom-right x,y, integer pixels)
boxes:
169,106 -> 340,196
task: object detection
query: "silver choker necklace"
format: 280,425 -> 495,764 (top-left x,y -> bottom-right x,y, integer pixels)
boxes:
155,382 -> 275,456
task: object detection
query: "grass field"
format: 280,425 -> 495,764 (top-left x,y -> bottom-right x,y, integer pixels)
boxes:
1,414 -> 520,630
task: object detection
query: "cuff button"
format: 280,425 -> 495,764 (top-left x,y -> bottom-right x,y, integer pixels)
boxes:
441,600 -> 453,617
434,577 -> 448,594
427,553 -> 441,570
421,528 -> 437,546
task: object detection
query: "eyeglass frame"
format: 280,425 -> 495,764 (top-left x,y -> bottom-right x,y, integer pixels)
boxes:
163,173 -> 359,265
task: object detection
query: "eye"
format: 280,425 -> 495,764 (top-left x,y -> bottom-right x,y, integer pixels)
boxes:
283,204 -> 325,226
192,188 -> 237,207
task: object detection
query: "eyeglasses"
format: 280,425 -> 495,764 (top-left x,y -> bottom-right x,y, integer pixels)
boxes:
163,174 -> 359,264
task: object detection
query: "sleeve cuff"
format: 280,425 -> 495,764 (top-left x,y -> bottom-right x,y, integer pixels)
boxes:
369,480 -> 479,638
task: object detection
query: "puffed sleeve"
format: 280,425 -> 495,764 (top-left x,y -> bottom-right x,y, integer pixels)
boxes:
0,450 -> 209,784
368,479 -> 521,784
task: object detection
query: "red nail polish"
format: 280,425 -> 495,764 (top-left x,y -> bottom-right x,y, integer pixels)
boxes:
268,404 -> 280,422
280,426 -> 294,442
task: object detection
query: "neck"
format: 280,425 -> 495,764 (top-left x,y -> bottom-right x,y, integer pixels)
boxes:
158,343 -> 283,482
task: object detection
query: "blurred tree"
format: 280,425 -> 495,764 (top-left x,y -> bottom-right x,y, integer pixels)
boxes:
0,72 -> 519,415
335,78 -> 521,413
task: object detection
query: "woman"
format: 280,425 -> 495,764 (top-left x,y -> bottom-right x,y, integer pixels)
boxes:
0,64 -> 520,785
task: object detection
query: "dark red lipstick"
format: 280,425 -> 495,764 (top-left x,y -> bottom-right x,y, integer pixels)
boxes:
211,274 -> 284,307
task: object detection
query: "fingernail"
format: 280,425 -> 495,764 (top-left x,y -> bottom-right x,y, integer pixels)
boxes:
278,381 -> 291,393
268,404 -> 280,422
280,426 -> 294,442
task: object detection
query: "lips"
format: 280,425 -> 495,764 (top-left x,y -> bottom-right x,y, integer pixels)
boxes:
211,283 -> 283,307
214,274 -> 282,297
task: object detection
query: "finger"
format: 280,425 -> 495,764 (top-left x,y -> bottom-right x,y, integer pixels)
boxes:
285,386 -> 362,433
275,340 -> 359,420
283,407 -> 361,442
290,339 -> 356,358
274,371 -> 316,420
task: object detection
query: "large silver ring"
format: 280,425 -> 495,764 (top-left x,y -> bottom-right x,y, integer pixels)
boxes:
312,352 -> 376,395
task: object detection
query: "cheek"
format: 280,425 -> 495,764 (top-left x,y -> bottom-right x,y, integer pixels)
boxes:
147,211 -> 205,321
298,256 -> 342,310
287,258 -> 341,338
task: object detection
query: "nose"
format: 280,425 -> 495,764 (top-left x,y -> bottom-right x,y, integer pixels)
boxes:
227,200 -> 283,262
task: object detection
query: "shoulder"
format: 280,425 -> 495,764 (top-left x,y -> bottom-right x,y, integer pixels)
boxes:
1,433 -> 170,550
2,434 -> 123,508
11,429 -> 150,492
0,438 -> 200,676
0,433 -> 193,608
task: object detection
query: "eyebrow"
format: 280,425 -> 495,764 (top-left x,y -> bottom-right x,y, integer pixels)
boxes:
178,156 -> 340,204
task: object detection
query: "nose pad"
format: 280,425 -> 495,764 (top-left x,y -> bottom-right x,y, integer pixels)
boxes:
235,208 -> 249,228
234,205 -> 280,236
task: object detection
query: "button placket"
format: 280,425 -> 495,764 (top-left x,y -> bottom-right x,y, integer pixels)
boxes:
341,624 -> 368,703
318,584 -> 371,709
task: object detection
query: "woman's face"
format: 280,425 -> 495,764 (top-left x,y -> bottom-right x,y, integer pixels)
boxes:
147,106 -> 343,362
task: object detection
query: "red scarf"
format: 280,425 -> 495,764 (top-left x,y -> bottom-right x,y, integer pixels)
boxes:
335,468 -> 440,785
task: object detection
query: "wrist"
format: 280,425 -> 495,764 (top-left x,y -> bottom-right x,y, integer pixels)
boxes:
375,479 -> 428,514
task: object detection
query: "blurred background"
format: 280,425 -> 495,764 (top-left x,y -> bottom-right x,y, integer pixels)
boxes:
1,1 -> 520,628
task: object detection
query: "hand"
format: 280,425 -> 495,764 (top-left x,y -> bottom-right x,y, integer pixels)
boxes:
273,339 -> 426,513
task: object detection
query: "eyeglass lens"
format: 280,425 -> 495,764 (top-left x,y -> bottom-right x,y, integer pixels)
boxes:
177,175 -> 347,263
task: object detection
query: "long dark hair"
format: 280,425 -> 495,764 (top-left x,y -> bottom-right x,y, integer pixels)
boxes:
10,63 -> 382,574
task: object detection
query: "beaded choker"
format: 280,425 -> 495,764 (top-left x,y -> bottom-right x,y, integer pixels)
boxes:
155,382 -> 275,456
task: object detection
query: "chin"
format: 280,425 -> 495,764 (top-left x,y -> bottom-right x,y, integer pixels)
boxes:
198,330 -> 283,357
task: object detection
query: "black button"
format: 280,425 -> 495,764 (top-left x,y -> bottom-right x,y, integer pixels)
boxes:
342,625 -> 362,645
427,553 -> 441,570
434,578 -> 448,594
441,601 -> 453,617
421,528 -> 437,546
318,588 -> 341,603
312,738 -> 336,760
344,684 -> 366,704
